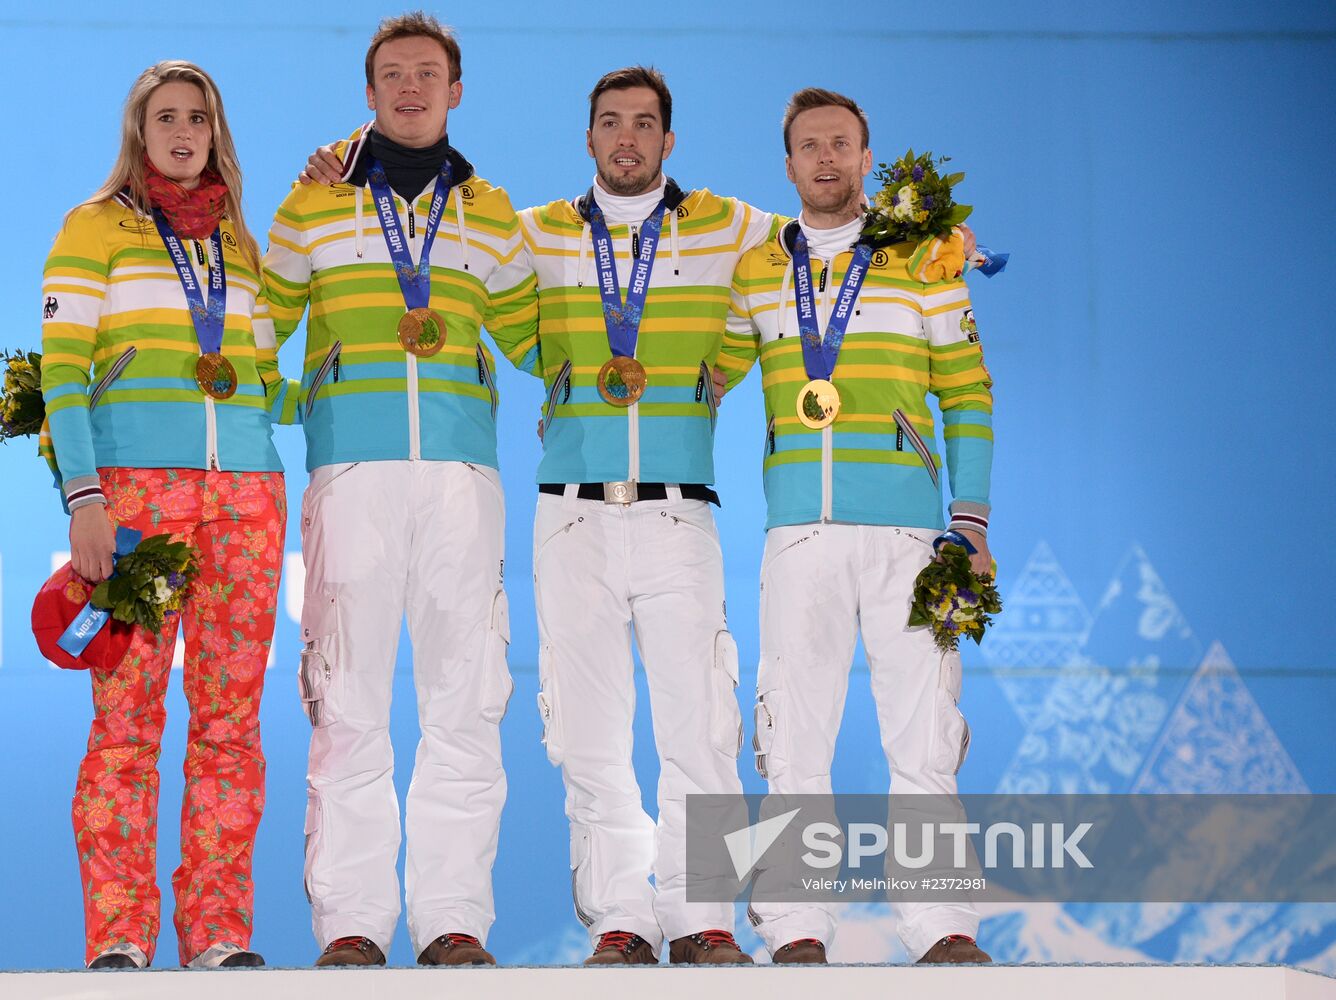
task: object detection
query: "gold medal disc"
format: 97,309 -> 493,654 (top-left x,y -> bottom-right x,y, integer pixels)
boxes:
195,352 -> 238,400
796,378 -> 840,429
397,307 -> 446,357
597,356 -> 648,407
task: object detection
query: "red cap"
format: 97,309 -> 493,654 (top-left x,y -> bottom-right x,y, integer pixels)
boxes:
31,562 -> 134,671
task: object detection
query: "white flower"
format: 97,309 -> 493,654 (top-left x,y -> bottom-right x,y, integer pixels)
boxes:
892,184 -> 917,221
152,576 -> 172,603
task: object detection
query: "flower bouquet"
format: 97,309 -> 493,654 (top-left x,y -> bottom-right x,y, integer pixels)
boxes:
862,149 -> 972,247
1,349 -> 44,441
908,538 -> 1002,654
91,533 -> 197,633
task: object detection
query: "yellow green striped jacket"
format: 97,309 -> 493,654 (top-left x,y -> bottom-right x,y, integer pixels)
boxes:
263,126 -> 539,472
41,195 -> 290,510
518,183 -> 776,485
721,221 -> 993,533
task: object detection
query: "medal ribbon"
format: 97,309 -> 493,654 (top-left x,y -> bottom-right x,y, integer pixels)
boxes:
792,231 -> 873,382
151,210 -> 226,356
56,527 -> 143,658
587,198 -> 666,359
367,158 -> 454,312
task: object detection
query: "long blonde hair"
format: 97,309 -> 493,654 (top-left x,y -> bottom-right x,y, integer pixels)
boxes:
73,61 -> 260,271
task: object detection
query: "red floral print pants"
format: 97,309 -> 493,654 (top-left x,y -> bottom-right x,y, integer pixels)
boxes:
72,468 -> 286,966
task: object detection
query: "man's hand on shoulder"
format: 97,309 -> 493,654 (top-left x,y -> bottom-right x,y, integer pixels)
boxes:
958,223 -> 977,259
299,144 -> 346,186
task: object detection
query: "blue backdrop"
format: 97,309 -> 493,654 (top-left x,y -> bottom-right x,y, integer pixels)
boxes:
2,0 -> 1334,971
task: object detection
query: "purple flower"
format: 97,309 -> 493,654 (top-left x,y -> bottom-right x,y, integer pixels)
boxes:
912,165 -> 924,181
892,168 -> 904,182
958,587 -> 978,605
167,572 -> 185,590
890,194 -> 899,206
923,195 -> 935,209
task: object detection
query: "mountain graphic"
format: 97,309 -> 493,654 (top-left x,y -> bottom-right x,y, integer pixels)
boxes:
997,544 -> 1200,794
983,541 -> 1092,727
1132,641 -> 1307,794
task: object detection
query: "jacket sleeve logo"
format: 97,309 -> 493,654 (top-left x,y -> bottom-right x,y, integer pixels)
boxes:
43,296 -> 59,319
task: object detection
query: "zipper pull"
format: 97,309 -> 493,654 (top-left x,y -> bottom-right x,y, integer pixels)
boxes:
194,240 -> 206,268
631,225 -> 640,259
817,261 -> 828,293
408,206 -> 416,239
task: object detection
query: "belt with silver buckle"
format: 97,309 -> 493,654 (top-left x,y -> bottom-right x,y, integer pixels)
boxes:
538,482 -> 721,506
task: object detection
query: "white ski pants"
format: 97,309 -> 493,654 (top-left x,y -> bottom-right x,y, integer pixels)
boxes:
532,489 -> 745,952
749,522 -> 978,961
298,460 -> 512,956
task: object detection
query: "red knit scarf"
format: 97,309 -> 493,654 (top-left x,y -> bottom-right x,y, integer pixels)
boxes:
143,155 -> 229,239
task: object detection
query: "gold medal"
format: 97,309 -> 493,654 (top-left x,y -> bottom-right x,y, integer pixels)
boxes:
597,356 -> 647,407
397,307 -> 446,357
796,378 -> 840,429
195,352 -> 238,400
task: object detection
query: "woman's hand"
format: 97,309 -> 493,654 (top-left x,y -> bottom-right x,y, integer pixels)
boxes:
70,504 -> 116,582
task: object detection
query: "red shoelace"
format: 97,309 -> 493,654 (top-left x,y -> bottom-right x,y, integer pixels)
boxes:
326,936 -> 375,953
595,931 -> 643,953
942,934 -> 977,945
440,933 -> 482,948
693,929 -> 741,949
782,938 -> 824,951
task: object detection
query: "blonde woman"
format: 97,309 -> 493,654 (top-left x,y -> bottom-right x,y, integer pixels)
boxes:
41,61 -> 289,970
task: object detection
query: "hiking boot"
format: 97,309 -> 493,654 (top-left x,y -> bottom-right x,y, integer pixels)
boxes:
219,950 -> 265,968
773,938 -> 827,964
417,933 -> 496,966
668,929 -> 753,965
917,934 -> 992,964
315,935 -> 386,967
584,931 -> 657,966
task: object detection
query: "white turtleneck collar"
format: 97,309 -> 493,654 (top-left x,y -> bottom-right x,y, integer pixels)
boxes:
797,212 -> 864,260
590,174 -> 668,225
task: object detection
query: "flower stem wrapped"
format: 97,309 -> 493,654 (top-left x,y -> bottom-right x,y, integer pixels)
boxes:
1,349 -> 45,440
90,534 -> 197,634
908,542 -> 1002,654
862,149 -> 972,247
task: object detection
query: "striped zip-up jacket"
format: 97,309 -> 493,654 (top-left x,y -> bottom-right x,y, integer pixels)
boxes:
517,182 -> 776,485
263,125 -> 539,472
41,196 -> 291,511
721,221 -> 993,533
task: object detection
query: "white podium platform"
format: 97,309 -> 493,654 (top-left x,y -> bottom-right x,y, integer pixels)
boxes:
1,964 -> 1333,1000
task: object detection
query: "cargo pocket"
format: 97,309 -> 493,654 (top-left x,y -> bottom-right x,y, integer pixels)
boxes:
569,825 -> 597,928
709,630 -> 743,757
302,788 -> 329,905
480,590 -> 513,725
931,652 -> 971,775
536,645 -> 564,765
753,670 -> 788,780
298,593 -> 338,728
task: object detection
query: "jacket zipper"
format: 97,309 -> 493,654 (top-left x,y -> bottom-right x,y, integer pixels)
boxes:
405,191 -> 422,461
193,238 -> 221,471
626,225 -> 641,481
817,255 -> 834,521
628,399 -> 641,481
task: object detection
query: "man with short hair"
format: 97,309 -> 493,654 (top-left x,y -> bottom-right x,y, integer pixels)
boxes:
719,87 -> 995,965
264,12 -> 538,968
518,66 -> 776,966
